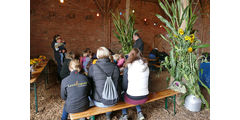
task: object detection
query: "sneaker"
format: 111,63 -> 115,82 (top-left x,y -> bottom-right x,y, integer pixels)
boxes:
137,112 -> 145,120
106,115 -> 111,120
119,114 -> 128,120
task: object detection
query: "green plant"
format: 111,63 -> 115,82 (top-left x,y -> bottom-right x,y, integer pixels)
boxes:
156,0 -> 210,108
112,11 -> 138,54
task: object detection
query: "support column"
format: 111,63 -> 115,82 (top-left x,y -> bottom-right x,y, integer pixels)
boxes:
180,0 -> 189,30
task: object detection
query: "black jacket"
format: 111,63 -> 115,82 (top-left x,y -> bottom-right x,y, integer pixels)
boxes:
60,58 -> 71,80
61,70 -> 90,113
88,58 -> 120,105
133,38 -> 144,53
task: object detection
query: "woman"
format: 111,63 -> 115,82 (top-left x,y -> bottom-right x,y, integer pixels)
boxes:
60,51 -> 75,80
51,34 -> 65,81
61,59 -> 91,120
120,48 -> 149,120
88,47 -> 120,120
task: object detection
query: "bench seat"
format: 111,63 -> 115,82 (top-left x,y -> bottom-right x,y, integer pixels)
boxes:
70,89 -> 178,120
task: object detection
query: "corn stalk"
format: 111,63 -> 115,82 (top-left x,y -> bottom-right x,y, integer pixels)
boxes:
156,0 -> 210,109
112,11 -> 138,54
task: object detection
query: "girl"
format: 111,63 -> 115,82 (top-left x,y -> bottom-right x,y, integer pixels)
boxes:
120,48 -> 149,120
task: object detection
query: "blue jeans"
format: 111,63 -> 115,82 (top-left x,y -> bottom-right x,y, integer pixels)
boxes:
60,53 -> 65,65
61,106 -> 68,120
93,100 -> 113,117
122,105 -> 142,115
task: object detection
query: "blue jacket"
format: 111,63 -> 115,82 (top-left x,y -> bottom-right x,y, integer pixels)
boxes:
61,70 -> 90,113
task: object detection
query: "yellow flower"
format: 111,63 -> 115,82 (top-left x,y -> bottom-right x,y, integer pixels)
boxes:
190,38 -> 194,43
174,34 -> 178,38
190,34 -> 195,40
185,35 -> 191,41
188,47 -> 193,53
178,28 -> 184,35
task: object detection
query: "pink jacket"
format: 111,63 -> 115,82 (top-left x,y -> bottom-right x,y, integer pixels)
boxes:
117,58 -> 125,68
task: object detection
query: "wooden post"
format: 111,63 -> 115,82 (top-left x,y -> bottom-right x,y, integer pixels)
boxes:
125,0 -> 130,24
180,0 -> 188,30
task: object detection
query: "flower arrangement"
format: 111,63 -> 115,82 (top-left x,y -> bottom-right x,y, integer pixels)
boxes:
156,0 -> 210,108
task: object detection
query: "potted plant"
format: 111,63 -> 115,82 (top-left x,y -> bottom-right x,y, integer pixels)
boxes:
112,11 -> 138,55
156,0 -> 210,111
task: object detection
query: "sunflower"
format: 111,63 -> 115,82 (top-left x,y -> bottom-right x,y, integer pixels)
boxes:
185,35 -> 191,41
178,28 -> 184,35
188,47 -> 193,53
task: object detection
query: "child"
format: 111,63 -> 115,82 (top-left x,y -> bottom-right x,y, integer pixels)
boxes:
117,53 -> 125,68
112,54 -> 120,64
83,50 -> 92,74
61,59 -> 90,120
55,38 -> 66,65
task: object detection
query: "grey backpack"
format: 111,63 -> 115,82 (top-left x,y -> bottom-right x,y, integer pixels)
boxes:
95,64 -> 118,103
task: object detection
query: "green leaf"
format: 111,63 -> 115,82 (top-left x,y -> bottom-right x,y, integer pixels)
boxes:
192,44 -> 210,49
156,14 -> 177,35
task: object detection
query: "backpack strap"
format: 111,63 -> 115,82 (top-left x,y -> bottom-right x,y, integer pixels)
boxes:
95,64 -> 115,77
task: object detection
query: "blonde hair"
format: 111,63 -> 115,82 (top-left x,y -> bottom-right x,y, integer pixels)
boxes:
96,47 -> 110,59
69,59 -> 81,72
65,51 -> 75,59
113,54 -> 120,61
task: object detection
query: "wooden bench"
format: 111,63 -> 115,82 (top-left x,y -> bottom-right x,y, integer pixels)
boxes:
70,89 -> 178,120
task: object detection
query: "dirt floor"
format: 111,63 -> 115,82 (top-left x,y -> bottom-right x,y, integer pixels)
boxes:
30,61 -> 210,120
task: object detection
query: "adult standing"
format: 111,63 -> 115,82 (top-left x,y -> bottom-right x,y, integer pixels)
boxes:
133,33 -> 144,53
88,47 -> 120,120
51,34 -> 65,81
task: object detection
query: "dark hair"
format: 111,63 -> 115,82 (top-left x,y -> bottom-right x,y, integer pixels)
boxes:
53,34 -> 60,42
124,48 -> 147,67
134,33 -> 140,37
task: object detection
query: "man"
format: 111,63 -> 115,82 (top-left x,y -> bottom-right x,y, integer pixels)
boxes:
133,33 -> 144,53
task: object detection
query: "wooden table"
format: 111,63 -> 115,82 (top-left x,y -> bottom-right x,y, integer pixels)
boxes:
30,60 -> 49,113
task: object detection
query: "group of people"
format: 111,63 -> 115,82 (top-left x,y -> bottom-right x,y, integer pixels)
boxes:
51,33 -> 148,120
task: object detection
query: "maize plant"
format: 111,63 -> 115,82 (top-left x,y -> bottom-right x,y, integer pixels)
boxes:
112,11 -> 138,55
156,0 -> 210,108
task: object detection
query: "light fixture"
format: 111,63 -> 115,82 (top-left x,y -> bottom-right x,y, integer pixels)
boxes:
160,25 -> 162,28
96,13 -> 100,17
120,12 -> 122,15
154,23 -> 157,26
144,18 -> 147,22
60,0 -> 64,3
132,10 -> 135,13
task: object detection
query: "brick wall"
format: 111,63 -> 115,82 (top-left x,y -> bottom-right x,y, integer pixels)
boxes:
30,0 -> 210,59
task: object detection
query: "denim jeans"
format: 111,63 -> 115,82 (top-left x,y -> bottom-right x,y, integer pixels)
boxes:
61,106 -> 68,120
60,53 -> 65,65
122,105 -> 142,115
93,100 -> 113,117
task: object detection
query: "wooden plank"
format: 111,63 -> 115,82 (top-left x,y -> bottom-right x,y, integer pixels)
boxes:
70,89 -> 178,119
30,60 -> 48,84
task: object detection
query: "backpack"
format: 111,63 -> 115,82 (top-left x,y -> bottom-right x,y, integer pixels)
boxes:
95,64 -> 118,104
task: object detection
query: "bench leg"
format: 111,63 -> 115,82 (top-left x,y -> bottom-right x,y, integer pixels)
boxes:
173,95 -> 176,115
34,82 -> 38,113
45,63 -> 49,90
165,97 -> 168,110
90,116 -> 95,120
